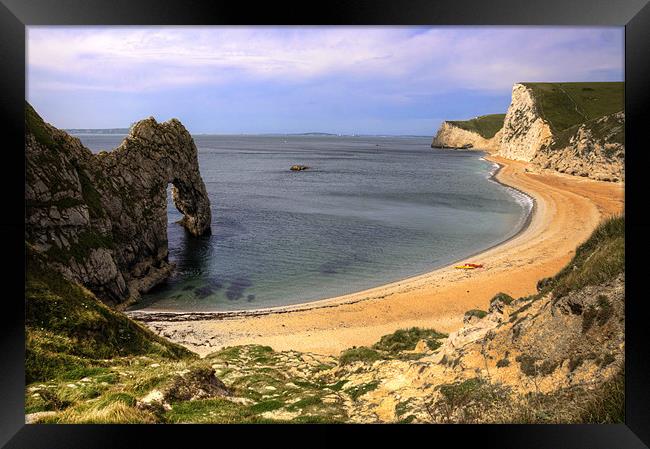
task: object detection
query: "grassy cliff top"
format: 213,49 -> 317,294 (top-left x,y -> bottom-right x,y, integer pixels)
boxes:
446,114 -> 506,139
521,82 -> 624,132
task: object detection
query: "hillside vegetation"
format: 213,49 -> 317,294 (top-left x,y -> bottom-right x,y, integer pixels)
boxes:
522,82 -> 624,132
26,215 -> 624,424
446,113 -> 506,139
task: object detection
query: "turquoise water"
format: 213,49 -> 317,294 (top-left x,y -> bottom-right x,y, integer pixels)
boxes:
77,134 -> 531,312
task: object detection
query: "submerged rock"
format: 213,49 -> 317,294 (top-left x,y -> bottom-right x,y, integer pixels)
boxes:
25,102 -> 212,306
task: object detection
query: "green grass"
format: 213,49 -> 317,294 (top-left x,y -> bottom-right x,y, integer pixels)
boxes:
26,244 -> 193,383
339,327 -> 448,365
76,167 -> 106,219
26,102 -> 58,150
165,398 -> 280,424
338,347 -> 384,366
372,327 -> 447,353
430,377 -> 510,423
522,82 -> 624,132
490,292 -> 515,307
550,215 -> 624,299
44,229 -> 115,265
346,381 -> 380,401
465,309 -> 488,320
447,114 -> 506,139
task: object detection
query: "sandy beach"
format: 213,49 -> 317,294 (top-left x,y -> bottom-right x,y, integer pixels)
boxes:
132,156 -> 624,357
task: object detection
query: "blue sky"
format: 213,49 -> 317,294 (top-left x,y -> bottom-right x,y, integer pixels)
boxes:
27,26 -> 624,135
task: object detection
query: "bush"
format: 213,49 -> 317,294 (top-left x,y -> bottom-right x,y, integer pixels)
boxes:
465,309 -> 488,320
372,327 -> 447,353
346,381 -> 379,401
496,358 -> 510,368
582,296 -> 613,333
339,347 -> 383,366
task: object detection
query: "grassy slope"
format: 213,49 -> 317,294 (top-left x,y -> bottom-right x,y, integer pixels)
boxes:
433,215 -> 625,424
522,82 -> 624,133
446,114 -> 506,139
335,215 -> 624,424
26,245 -> 194,385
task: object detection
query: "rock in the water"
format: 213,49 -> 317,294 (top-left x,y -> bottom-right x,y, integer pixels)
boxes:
290,165 -> 310,171
25,102 -> 212,306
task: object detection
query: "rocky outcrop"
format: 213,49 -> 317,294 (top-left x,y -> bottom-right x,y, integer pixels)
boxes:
432,82 -> 624,182
431,121 -> 502,152
25,103 -> 212,306
498,83 -> 624,181
320,216 -> 625,423
324,274 -> 624,424
290,165 -> 310,171
498,83 -> 554,161
532,111 -> 624,182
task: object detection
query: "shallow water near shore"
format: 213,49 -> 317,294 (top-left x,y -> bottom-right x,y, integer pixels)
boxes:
77,134 -> 531,312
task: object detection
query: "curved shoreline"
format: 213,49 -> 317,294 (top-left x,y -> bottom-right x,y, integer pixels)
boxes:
128,155 -> 536,322
131,156 -> 623,356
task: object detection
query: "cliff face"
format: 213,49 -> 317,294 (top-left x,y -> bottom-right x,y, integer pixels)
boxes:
25,103 -> 212,306
431,82 -> 624,182
532,111 -> 624,182
431,122 -> 501,151
498,83 -> 553,161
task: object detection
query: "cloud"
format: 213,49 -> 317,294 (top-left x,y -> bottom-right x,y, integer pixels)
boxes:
27,26 -> 623,94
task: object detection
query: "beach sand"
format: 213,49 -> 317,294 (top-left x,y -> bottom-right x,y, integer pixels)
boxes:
135,156 -> 624,357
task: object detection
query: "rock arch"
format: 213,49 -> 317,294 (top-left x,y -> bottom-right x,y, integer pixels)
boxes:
26,103 -> 212,305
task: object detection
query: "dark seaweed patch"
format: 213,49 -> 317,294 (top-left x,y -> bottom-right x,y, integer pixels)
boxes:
194,286 -> 215,299
207,278 -> 223,289
225,278 -> 253,301
182,285 -> 195,291
247,295 -> 255,302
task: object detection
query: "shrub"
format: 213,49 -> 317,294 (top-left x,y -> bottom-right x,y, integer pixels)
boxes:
496,358 -> 510,368
491,293 -> 515,306
465,309 -> 488,320
515,354 -> 539,377
372,327 -> 447,354
339,347 -> 383,366
582,296 -> 613,333
346,381 -> 379,401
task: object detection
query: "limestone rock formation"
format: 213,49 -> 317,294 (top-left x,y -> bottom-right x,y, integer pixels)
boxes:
431,122 -> 501,151
497,83 -> 554,161
431,82 -> 624,182
532,111 -> 624,182
25,103 -> 212,306
290,165 -> 310,171
326,273 -> 624,424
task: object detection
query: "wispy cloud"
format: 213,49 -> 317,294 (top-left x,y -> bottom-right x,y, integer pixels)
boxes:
28,26 -> 623,93
26,26 -> 623,134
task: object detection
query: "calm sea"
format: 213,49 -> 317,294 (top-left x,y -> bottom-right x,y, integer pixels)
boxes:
76,134 -> 532,312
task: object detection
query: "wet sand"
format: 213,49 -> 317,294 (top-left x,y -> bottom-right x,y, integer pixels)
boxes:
131,156 -> 624,356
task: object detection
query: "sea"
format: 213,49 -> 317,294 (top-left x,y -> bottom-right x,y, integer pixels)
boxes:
75,134 -> 533,312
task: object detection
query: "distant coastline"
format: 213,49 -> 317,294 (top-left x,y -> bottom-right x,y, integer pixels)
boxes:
67,128 -> 432,138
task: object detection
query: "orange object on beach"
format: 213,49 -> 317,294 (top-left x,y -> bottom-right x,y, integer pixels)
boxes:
454,263 -> 484,269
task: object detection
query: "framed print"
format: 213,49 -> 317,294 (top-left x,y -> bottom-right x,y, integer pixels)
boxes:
1,0 -> 649,447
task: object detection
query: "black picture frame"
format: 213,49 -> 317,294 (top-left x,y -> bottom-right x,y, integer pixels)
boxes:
1,0 -> 649,447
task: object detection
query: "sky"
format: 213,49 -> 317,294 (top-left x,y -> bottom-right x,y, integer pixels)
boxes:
27,26 -> 624,135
